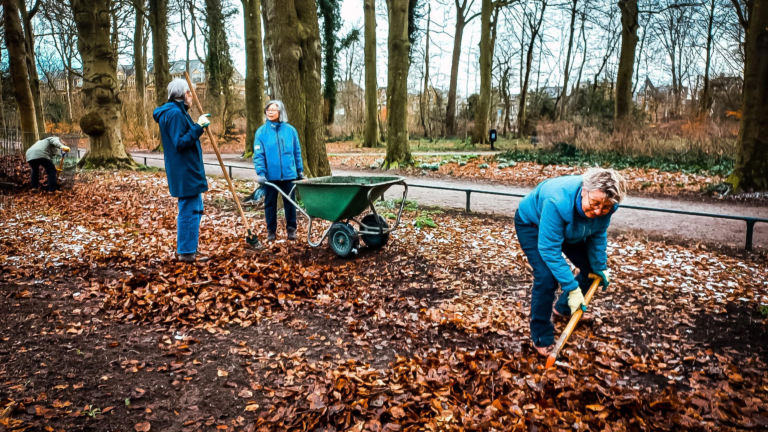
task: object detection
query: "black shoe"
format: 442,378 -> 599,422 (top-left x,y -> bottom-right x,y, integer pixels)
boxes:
267,232 -> 276,241
178,253 -> 196,262
287,229 -> 296,240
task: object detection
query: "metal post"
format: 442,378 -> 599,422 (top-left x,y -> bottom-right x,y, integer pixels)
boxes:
465,190 -> 471,213
745,220 -> 755,251
228,166 -> 233,178
144,157 -> 147,165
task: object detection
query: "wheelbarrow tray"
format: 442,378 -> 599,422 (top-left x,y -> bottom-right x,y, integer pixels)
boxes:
295,176 -> 404,222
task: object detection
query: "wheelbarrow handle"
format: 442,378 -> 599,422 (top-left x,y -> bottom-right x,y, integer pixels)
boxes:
263,181 -> 310,220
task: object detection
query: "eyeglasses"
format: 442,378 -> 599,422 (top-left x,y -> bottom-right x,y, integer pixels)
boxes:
586,191 -> 615,212
266,108 -> 279,113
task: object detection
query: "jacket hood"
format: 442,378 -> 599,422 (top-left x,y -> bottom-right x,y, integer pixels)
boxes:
153,101 -> 186,123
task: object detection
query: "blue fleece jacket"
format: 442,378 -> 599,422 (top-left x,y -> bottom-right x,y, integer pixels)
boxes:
153,101 -> 208,198
516,175 -> 616,292
253,120 -> 304,181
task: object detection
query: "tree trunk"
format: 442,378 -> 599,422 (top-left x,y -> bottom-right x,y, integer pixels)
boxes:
0,46 -> 7,132
615,0 -> 638,124
517,2 -> 546,138
502,66 -> 510,137
134,0 -> 149,143
318,0 -> 340,125
556,0 -> 578,120
700,0 -> 715,116
263,0 -> 330,177
71,0 -> 135,168
420,3 -> 431,139
471,0 -> 492,144
19,0 -> 46,136
383,0 -> 412,168
205,0 -> 235,122
728,0 -> 768,191
149,0 -> 171,106
242,0 -> 264,157
445,10 -> 466,136
3,0 -> 38,148
363,0 -> 379,148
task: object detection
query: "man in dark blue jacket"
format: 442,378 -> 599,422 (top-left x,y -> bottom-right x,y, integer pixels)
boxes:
253,100 -> 304,241
515,168 -> 627,356
153,78 -> 212,262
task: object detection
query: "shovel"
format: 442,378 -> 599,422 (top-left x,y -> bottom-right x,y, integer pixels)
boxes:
183,72 -> 262,249
56,150 -> 67,173
545,274 -> 601,368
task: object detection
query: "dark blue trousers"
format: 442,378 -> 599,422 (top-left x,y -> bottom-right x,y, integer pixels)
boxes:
264,180 -> 297,234
514,211 -> 594,347
28,158 -> 59,191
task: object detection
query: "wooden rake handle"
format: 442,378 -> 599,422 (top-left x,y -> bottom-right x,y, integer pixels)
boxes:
545,274 -> 602,368
183,72 -> 253,234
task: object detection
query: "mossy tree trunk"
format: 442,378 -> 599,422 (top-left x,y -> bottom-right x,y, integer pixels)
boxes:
263,0 -> 331,177
71,0 -> 135,169
242,0 -> 264,158
383,0 -> 412,169
149,0 -> 170,106
205,0 -> 235,124
363,0 -> 380,148
3,0 -> 38,149
615,0 -> 638,124
471,0 -> 492,145
20,0 -> 46,136
728,0 -> 768,191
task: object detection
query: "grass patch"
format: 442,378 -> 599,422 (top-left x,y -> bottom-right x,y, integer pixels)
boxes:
498,142 -> 734,176
135,164 -> 164,173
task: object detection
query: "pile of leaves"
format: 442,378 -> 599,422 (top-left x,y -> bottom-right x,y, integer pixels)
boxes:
0,154 -> 36,187
261,347 -> 768,431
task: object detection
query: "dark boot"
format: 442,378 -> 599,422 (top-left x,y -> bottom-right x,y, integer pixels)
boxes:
287,228 -> 296,240
267,232 -> 276,242
178,253 -> 196,263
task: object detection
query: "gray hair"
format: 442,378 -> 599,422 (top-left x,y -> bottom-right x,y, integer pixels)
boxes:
582,168 -> 628,203
264,100 -> 288,123
167,78 -> 193,102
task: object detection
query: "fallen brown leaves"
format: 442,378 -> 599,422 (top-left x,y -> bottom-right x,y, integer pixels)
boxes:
329,154 -> 722,198
1,170 -> 767,431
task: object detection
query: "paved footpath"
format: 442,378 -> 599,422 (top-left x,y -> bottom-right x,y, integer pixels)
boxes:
131,152 -> 768,250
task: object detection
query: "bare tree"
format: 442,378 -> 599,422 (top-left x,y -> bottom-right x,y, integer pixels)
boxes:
363,0 -> 380,147
383,0 -> 412,168
20,0 -> 46,134
149,0 -> 170,106
443,0 -> 480,135
517,0 -> 547,137
242,0 -> 264,157
555,0 -> 579,119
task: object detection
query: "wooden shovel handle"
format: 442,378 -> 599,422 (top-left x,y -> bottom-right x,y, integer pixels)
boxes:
545,274 -> 602,368
183,72 -> 252,233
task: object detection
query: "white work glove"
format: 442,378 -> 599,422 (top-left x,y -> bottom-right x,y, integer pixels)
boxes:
567,289 -> 587,315
197,114 -> 211,128
257,176 -> 267,185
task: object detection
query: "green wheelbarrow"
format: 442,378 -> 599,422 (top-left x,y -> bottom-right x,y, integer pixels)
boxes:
264,176 -> 408,257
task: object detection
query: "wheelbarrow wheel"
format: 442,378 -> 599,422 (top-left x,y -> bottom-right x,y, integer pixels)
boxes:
328,222 -> 358,257
360,214 -> 390,249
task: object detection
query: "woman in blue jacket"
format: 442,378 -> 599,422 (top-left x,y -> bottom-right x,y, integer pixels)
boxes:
153,78 -> 212,263
515,168 -> 627,356
253,100 -> 304,241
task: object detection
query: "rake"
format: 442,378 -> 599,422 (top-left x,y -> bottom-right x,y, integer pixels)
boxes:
545,274 -> 601,368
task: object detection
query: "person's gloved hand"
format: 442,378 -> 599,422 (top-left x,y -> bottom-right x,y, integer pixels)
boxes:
595,269 -> 611,291
296,172 -> 305,180
197,114 -> 211,128
257,176 -> 267,185
61,146 -> 71,153
567,289 -> 587,315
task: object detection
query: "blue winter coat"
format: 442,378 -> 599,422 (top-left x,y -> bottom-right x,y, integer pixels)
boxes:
153,101 -> 208,198
253,120 -> 304,181
516,175 -> 617,292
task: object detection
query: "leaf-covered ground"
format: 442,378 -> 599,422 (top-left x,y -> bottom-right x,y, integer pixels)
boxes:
329,154 -> 733,200
1,171 -> 767,431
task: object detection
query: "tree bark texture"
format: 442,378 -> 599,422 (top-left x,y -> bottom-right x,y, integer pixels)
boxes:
384,0 -> 412,168
71,0 -> 134,168
3,0 -> 38,149
615,0 -> 638,123
149,0 -> 171,106
471,0 -> 492,144
363,0 -> 380,147
728,0 -> 768,191
263,0 -> 330,177
445,0 -> 478,136
242,0 -> 265,157
318,0 -> 340,125
700,0 -> 716,116
20,0 -> 46,136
